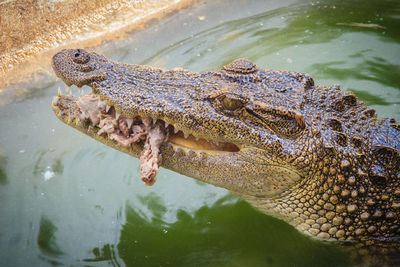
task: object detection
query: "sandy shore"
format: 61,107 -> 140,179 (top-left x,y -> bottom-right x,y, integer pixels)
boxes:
0,0 -> 195,89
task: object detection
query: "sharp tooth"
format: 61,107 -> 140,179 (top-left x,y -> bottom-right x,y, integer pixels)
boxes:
153,118 -> 157,125
174,128 -> 179,134
195,136 -> 199,141
65,85 -> 70,93
57,87 -> 61,96
184,132 -> 189,139
78,87 -> 81,93
79,112 -> 88,120
126,118 -> 133,128
143,117 -> 151,127
116,112 -> 120,120
165,122 -> 169,128
52,96 -> 59,105
106,104 -> 111,113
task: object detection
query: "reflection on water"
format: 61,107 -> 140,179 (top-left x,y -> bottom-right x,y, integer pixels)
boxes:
0,0 -> 399,266
83,195 -> 352,266
310,58 -> 400,93
37,216 -> 63,256
85,244 -> 121,265
115,198 -> 350,266
0,154 -> 8,185
33,151 -> 65,180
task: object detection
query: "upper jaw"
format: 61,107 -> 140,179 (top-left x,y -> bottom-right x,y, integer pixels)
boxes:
52,89 -> 242,154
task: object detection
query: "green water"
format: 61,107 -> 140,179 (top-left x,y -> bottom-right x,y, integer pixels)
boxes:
1,0 -> 399,266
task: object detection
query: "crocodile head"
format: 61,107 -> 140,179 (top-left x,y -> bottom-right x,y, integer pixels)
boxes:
52,49 -> 400,242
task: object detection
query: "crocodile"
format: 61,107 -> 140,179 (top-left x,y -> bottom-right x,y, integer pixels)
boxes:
51,49 -> 400,247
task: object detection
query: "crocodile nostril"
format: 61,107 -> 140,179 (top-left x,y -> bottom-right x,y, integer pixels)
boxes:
72,49 -> 90,64
74,49 -> 81,57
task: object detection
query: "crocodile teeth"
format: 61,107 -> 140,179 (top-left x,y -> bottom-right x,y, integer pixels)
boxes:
116,112 -> 120,120
106,104 -> 111,113
57,87 -> 61,97
79,112 -> 89,120
184,132 -> 189,139
153,118 -> 157,125
126,118 -> 133,129
195,136 -> 199,141
65,85 -> 70,93
52,96 -> 59,106
143,117 -> 151,127
174,128 -> 179,134
165,122 -> 169,128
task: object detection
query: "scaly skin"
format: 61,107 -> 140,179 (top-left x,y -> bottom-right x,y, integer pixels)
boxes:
52,49 -> 400,245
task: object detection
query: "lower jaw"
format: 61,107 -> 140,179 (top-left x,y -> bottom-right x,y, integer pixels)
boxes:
51,117 -> 241,172
54,108 -> 236,164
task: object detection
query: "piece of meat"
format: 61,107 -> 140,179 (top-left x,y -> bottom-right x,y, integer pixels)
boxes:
131,124 -> 147,141
78,95 -> 168,185
98,116 -> 118,135
119,117 -> 130,137
140,123 -> 167,186
76,96 -> 104,126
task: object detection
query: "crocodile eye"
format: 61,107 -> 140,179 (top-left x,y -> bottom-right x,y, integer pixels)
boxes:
72,49 -> 90,64
247,103 -> 306,138
222,96 -> 244,111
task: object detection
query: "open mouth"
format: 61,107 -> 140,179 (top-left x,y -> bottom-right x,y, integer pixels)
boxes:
52,88 -> 240,185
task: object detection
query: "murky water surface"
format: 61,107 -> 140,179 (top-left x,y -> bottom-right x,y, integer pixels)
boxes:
1,0 -> 399,266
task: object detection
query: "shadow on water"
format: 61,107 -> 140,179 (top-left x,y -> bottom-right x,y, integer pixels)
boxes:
86,195 -> 352,267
